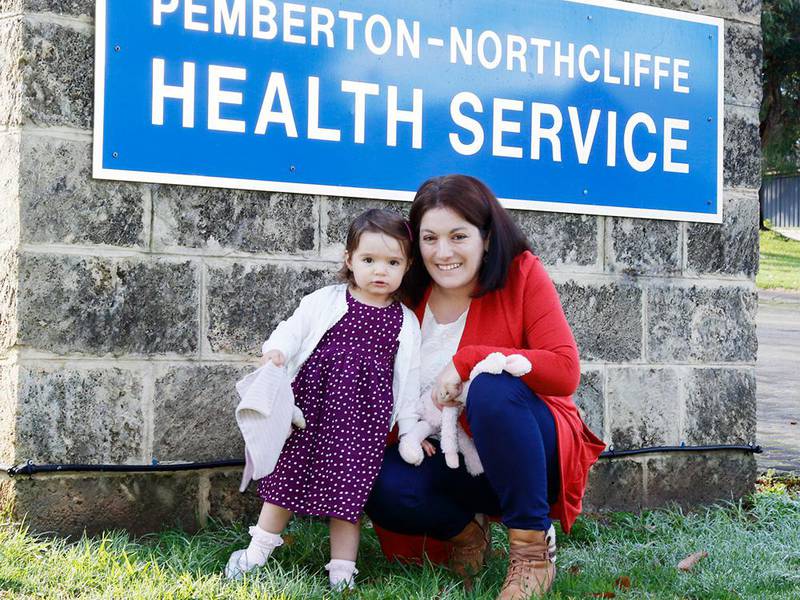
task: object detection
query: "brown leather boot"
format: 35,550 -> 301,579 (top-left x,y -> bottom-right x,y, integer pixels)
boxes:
496,528 -> 556,600
448,515 -> 491,588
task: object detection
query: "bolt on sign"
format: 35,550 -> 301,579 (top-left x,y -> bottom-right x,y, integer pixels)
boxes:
93,0 -> 724,222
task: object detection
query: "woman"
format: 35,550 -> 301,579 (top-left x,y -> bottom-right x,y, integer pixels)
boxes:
365,175 -> 605,599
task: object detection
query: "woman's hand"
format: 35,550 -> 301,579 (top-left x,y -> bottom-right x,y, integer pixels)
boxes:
431,361 -> 464,410
261,349 -> 286,367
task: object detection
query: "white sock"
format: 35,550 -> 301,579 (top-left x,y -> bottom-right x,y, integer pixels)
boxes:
244,525 -> 284,566
325,559 -> 358,590
224,525 -> 283,579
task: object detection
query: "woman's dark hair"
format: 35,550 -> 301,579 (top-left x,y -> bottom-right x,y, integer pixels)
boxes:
405,174 -> 532,306
338,208 -> 413,288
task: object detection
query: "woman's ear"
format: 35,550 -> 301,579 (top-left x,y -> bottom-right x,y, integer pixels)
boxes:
344,251 -> 352,271
483,233 -> 490,253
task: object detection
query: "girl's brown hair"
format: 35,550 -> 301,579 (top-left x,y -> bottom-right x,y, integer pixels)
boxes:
405,174 -> 532,306
338,208 -> 413,287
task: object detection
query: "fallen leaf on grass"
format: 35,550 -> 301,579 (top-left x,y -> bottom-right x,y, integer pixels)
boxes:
589,593 -> 615,598
568,564 -> 582,576
282,534 -> 296,547
677,551 -> 708,571
615,575 -> 631,589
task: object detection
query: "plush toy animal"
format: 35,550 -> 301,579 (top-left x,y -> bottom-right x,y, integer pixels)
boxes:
399,352 -> 532,475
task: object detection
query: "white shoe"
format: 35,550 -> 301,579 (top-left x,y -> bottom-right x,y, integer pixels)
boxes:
325,558 -> 358,591
224,549 -> 249,580
224,526 -> 283,579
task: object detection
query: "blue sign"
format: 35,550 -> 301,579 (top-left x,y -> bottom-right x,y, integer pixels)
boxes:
93,0 -> 724,222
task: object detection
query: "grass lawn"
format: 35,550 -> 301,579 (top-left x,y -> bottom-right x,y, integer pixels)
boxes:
758,229 -> 800,291
0,476 -> 798,599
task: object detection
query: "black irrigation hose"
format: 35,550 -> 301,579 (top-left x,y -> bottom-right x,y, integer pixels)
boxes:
600,443 -> 762,458
4,459 -> 245,476
2,444 -> 761,477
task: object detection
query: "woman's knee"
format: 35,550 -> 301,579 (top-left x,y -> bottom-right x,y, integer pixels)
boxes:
466,372 -> 525,424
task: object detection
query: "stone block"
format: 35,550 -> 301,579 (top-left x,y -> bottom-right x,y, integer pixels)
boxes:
2,18 -> 93,129
575,369 -> 604,439
5,472 -> 201,537
557,279 -> 642,362
628,0 -> 761,24
0,18 -> 23,128
583,459 -> 644,513
17,253 -> 198,356
15,365 -> 144,464
647,284 -> 757,362
0,477 -> 11,512
0,361 -> 18,464
0,0 -> 94,18
684,367 -> 756,445
0,133 -> 21,244
605,217 -> 680,276
723,105 -> 761,189
607,367 -> 681,449
153,364 -> 250,462
0,246 -> 19,356
152,187 -> 317,255
206,469 -> 262,525
686,189 -> 759,276
206,261 -> 336,355
1,134 -> 20,358
19,135 -> 147,247
724,22 -> 762,109
512,211 -> 599,268
645,451 -> 756,509
320,196 -> 407,259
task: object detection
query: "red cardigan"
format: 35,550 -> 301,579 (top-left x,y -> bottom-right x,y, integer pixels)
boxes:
374,251 -> 606,563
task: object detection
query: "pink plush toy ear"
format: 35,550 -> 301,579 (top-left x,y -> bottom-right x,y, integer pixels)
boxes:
504,354 -> 532,376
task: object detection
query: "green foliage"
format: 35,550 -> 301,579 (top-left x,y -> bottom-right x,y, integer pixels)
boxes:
757,228 -> 800,290
761,0 -> 800,174
758,469 -> 800,496
1,487 -> 799,598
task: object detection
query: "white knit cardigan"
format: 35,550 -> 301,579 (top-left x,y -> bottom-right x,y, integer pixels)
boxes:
261,284 -> 421,435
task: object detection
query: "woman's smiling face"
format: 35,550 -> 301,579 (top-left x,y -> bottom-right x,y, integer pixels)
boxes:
419,207 -> 487,295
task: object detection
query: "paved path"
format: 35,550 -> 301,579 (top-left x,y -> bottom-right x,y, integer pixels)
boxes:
774,228 -> 800,242
757,290 -> 800,473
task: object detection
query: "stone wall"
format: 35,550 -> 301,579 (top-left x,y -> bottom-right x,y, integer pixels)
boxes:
0,0 -> 761,536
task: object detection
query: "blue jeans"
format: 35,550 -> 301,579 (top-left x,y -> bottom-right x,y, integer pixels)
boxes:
365,372 -> 559,538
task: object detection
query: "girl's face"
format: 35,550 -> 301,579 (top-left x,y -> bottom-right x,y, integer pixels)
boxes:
345,231 -> 409,304
419,207 -> 487,295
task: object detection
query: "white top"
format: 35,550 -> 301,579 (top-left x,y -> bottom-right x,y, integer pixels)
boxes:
419,304 -> 469,394
261,284 -> 421,434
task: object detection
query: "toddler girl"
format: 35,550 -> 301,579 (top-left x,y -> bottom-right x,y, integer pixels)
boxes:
226,209 -> 420,590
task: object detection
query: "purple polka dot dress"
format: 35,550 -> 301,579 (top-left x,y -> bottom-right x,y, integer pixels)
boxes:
258,290 -> 403,523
